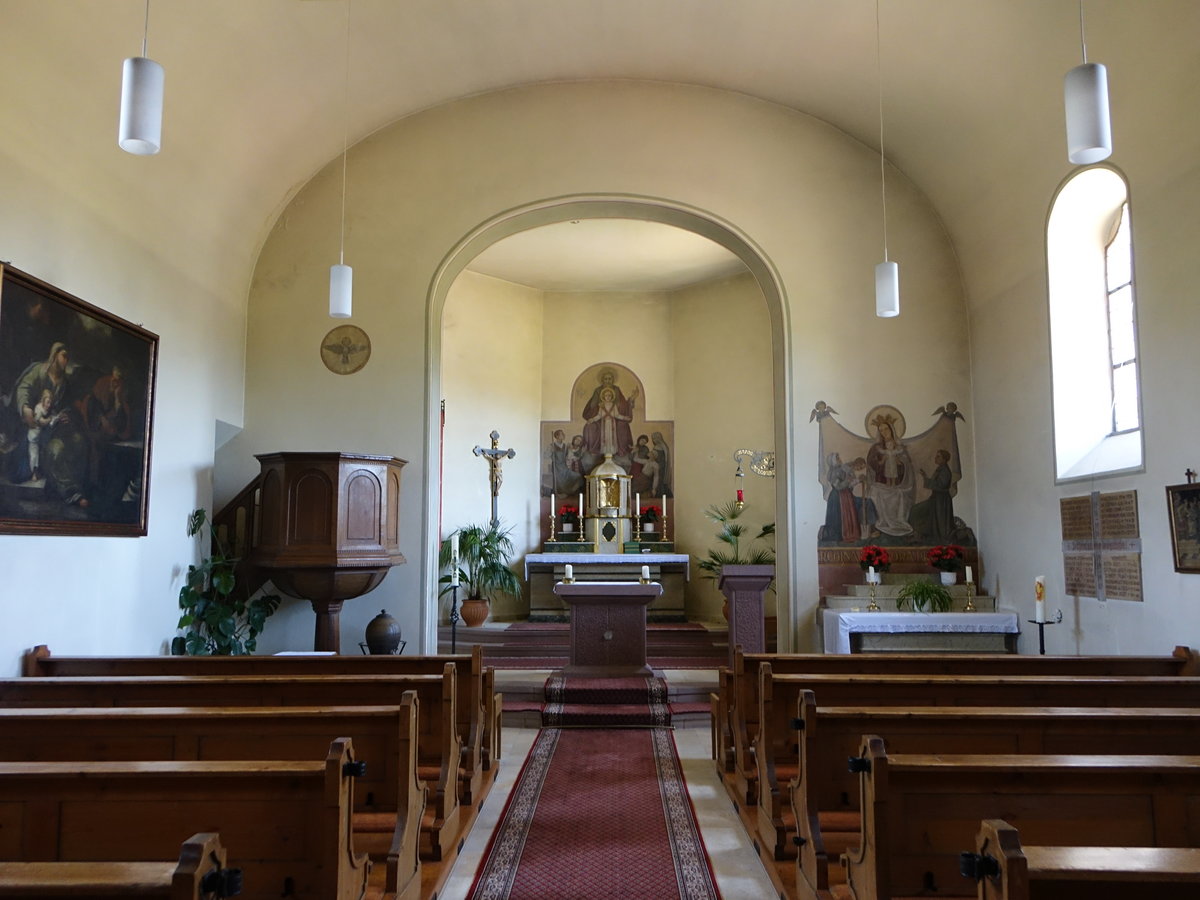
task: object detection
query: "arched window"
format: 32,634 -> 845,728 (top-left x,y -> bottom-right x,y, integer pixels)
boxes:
1047,167 -> 1143,481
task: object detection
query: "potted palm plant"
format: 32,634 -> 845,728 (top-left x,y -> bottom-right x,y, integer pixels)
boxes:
438,522 -> 523,626
697,501 -> 775,626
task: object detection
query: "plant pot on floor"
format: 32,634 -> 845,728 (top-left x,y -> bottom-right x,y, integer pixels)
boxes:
460,596 -> 490,627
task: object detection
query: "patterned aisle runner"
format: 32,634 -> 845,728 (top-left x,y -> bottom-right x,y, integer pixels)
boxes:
467,726 -> 721,900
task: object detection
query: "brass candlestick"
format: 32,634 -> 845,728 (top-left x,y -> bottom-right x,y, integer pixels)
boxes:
549,508 -> 557,542
963,580 -> 977,613
867,580 -> 880,612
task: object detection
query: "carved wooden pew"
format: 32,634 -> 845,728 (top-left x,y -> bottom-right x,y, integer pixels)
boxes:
0,738 -> 371,900
0,670 -> 463,862
714,645 -> 1199,810
964,818 -> 1200,900
838,736 -> 1200,900
0,832 -> 241,899
23,643 -> 500,799
784,689 -> 1200,898
0,698 -> 425,900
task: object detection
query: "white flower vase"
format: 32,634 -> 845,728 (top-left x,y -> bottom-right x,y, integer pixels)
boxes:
940,570 -> 957,586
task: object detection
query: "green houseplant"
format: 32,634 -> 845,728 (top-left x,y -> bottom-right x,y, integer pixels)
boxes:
439,522 -> 523,626
696,501 -> 775,581
895,578 -> 953,613
172,508 -> 281,655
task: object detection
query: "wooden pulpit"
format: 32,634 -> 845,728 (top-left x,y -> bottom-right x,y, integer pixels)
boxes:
251,452 -> 406,652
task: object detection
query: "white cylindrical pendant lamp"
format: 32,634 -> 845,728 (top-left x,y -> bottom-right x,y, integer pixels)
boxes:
875,260 -> 899,318
329,263 -> 353,318
1064,62 -> 1111,164
118,56 -> 164,155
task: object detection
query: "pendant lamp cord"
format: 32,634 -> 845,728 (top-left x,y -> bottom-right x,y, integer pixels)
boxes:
338,0 -> 351,266
876,0 -> 889,263
141,0 -> 150,57
1078,0 -> 1088,64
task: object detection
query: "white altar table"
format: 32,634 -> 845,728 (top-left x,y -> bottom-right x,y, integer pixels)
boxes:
823,610 -> 1020,655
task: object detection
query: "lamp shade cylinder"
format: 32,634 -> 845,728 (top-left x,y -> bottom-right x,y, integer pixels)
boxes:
1064,62 -> 1112,164
875,260 -> 899,318
329,263 -> 353,318
118,56 -> 164,155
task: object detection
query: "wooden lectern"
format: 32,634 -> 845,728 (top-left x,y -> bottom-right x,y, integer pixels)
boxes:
553,581 -> 663,676
252,452 -> 405,652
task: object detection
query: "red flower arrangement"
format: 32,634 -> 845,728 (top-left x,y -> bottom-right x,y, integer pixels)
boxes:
859,544 -> 890,571
927,544 -> 964,572
639,504 -> 660,522
558,505 -> 579,523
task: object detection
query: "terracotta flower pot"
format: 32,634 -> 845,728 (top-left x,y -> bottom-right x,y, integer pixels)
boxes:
460,595 -> 490,627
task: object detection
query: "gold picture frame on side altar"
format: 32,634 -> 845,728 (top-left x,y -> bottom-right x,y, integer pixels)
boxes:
1166,482 -> 1200,573
0,264 -> 158,536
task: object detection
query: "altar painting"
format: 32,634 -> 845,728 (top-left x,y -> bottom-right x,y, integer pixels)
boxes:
812,400 -> 975,547
541,363 -> 674,500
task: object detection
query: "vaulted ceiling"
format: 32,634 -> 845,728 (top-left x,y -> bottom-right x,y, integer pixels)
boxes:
3,1 -> 1195,292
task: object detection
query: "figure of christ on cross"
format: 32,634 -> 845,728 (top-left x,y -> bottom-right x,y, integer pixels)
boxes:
473,429 -> 515,528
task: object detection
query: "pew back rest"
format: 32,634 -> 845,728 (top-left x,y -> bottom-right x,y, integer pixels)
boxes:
845,735 -> 1200,899
0,739 -> 369,900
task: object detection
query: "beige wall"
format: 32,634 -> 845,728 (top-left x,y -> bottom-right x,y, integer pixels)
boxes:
223,80 -> 972,652
672,272 -> 776,621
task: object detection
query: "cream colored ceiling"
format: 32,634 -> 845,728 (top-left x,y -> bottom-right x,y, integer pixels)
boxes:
2,1 -> 1196,292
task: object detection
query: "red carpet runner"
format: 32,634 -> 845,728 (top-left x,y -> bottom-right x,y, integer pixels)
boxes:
467,677 -> 721,900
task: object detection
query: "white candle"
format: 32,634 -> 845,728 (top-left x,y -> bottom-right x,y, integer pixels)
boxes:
641,565 -> 650,581
965,565 -> 973,584
450,532 -> 459,586
1035,576 -> 1046,623
579,492 -> 584,518
869,565 -> 876,578
564,563 -> 573,581
635,492 -> 640,518
550,493 -> 555,515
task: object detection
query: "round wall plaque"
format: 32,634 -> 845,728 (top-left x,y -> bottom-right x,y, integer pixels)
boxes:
320,324 -> 371,375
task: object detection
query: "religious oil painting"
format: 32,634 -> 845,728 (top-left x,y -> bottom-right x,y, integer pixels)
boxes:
1166,482 -> 1200,573
540,363 -> 674,500
812,400 -> 976,548
0,265 -> 158,536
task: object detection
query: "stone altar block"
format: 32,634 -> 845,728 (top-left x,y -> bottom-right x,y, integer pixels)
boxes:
552,581 -> 663,677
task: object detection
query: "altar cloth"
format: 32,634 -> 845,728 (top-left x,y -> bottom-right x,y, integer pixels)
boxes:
823,610 -> 1020,655
524,552 -> 689,580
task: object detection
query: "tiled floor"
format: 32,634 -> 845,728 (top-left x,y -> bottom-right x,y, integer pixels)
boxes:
439,670 -> 776,899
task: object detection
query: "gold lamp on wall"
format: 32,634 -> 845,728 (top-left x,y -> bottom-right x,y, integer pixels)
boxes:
118,0 -> 164,155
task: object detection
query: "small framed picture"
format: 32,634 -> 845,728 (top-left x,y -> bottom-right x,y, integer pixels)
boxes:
0,265 -> 158,536
1166,482 -> 1200,573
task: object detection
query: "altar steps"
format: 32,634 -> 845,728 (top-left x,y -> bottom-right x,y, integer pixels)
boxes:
437,621 -> 728,669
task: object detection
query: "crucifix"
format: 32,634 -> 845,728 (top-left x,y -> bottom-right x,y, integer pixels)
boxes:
1187,468 -> 1197,485
474,430 -> 516,528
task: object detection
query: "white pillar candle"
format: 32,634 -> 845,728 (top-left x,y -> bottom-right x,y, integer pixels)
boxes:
550,493 -> 555,514
642,565 -> 650,581
965,565 -> 973,584
1035,576 -> 1046,623
579,492 -> 584,517
564,563 -> 573,581
635,492 -> 640,517
869,565 -> 876,578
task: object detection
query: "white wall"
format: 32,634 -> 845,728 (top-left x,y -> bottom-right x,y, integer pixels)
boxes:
0,113 -> 250,675
224,81 -> 972,652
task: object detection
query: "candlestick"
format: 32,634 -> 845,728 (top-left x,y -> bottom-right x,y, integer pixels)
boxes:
450,532 -> 459,586
963,579 -> 976,613
661,494 -> 667,540
736,488 -> 744,503
867,580 -> 880,611
1035,576 -> 1046,623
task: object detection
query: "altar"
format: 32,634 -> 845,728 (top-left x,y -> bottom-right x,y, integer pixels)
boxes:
525,553 -> 689,620
822,610 -> 1021,654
